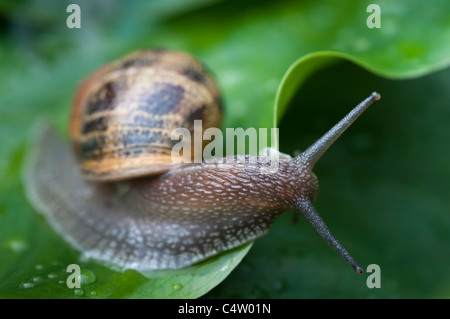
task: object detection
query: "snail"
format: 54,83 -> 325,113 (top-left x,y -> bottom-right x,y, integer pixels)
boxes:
24,49 -> 380,275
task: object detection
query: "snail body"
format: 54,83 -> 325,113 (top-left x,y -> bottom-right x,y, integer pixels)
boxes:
24,49 -> 380,274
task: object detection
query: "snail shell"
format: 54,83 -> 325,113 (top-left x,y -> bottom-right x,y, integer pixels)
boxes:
70,49 -> 222,181
24,49 -> 380,274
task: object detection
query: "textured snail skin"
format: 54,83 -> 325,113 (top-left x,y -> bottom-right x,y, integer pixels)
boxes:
25,125 -> 318,271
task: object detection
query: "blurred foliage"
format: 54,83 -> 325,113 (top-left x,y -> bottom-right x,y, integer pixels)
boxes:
0,0 -> 449,298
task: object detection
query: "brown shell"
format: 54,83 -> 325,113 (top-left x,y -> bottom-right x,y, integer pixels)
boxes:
70,49 -> 223,181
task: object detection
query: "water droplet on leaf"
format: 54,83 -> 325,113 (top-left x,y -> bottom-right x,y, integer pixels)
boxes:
20,282 -> 34,289
32,276 -> 43,283
80,269 -> 96,285
74,289 -> 84,296
6,238 -> 29,253
172,283 -> 183,291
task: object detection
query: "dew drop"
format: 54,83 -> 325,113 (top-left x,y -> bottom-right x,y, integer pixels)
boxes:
80,269 -> 96,285
74,289 -> 84,296
20,282 -> 34,289
32,276 -> 43,283
35,264 -> 43,271
58,280 -> 64,284
48,273 -> 57,279
6,238 -> 29,253
172,283 -> 183,291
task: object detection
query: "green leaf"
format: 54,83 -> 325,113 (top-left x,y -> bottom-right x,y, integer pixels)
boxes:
0,206 -> 251,299
208,60 -> 450,298
1,0 -> 450,298
274,48 -> 450,130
